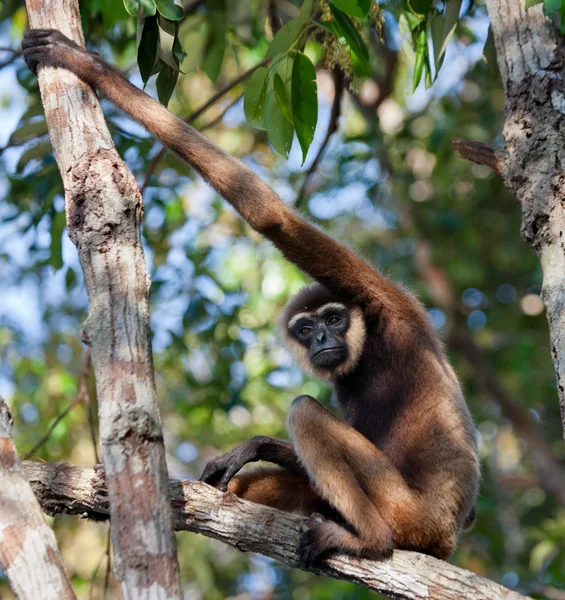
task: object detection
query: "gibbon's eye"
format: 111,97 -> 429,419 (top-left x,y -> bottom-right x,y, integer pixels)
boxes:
301,326 -> 312,336
327,316 -> 341,326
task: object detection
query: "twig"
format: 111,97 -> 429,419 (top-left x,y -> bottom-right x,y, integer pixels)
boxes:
23,350 -> 92,460
199,92 -> 244,132
452,138 -> 507,180
269,0 -> 282,34
296,69 -> 344,210
140,58 -> 270,194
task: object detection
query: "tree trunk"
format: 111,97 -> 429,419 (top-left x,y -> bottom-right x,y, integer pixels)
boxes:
485,1 -> 565,436
0,399 -> 75,600
24,0 -> 182,597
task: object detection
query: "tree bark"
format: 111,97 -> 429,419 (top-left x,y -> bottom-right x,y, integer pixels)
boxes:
0,400 -> 75,600
483,1 -> 565,437
24,0 -> 182,597
23,461 -> 531,600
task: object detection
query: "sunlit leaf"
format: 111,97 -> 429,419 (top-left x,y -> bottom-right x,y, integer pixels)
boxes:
155,0 -> 184,20
291,52 -> 317,163
264,54 -> 294,158
329,3 -> 369,64
123,0 -> 156,17
267,0 -> 312,57
331,0 -> 371,18
274,73 -> 293,123
244,67 -> 268,130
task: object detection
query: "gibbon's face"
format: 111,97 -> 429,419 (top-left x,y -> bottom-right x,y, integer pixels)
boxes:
288,302 -> 350,370
282,285 -> 367,380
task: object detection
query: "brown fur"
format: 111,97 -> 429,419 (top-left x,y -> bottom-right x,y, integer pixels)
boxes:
22,29 -> 480,564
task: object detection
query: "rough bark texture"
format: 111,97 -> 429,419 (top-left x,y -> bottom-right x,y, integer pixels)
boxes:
23,461 -> 531,600
485,1 -> 565,436
0,400 -> 75,600
24,1 -> 182,597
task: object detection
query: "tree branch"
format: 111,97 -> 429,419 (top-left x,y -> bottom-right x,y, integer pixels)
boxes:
452,139 -> 507,180
23,460 -> 529,600
0,399 -> 75,599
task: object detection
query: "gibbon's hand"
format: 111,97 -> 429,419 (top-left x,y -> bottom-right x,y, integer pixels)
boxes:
199,437 -> 264,492
22,29 -> 84,74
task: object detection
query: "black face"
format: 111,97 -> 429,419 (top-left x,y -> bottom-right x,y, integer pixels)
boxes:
290,305 -> 350,369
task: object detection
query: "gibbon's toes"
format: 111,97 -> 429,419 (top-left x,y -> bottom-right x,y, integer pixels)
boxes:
298,526 -> 331,569
298,514 -> 333,569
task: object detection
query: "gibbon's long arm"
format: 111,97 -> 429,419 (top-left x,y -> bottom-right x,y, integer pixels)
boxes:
22,30 -> 405,312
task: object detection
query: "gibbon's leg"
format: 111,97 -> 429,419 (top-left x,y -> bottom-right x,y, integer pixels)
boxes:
286,395 -> 424,566
222,468 -> 335,518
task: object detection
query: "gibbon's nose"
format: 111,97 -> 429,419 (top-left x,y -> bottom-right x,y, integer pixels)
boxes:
316,330 -> 326,343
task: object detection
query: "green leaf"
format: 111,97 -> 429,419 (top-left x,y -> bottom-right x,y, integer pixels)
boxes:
202,28 -> 226,82
291,52 -> 317,164
543,0 -> 560,16
329,3 -> 369,63
264,54 -> 294,158
431,0 -> 462,77
267,0 -> 312,57
123,0 -> 156,17
244,66 -> 268,129
412,28 -> 427,92
156,63 -> 179,105
49,210 -> 66,272
155,0 -> 184,20
138,16 -> 159,84
331,0 -> 371,19
158,18 -> 181,70
267,21 -> 302,58
65,267 -> 77,291
409,0 -> 434,15
398,14 -> 416,63
525,0 -> 543,7
16,140 -> 52,173
202,0 -> 227,82
7,118 -> 48,146
274,73 -> 293,123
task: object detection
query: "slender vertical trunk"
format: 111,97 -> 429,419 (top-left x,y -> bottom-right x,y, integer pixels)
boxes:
24,0 -> 182,596
486,0 -> 565,437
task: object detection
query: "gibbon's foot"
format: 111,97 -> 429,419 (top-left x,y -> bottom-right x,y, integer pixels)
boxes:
298,513 -> 393,569
298,513 -> 337,569
199,437 -> 265,492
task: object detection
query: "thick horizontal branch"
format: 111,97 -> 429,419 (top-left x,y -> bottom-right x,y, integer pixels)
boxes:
452,139 -> 507,180
23,461 -> 529,600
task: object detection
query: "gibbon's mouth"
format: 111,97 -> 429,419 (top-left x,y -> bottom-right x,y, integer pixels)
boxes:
311,346 -> 346,359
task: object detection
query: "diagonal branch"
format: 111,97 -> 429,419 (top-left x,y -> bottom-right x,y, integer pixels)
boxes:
23,460 -> 530,600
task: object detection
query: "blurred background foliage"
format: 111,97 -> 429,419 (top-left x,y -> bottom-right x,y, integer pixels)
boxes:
0,0 -> 564,599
